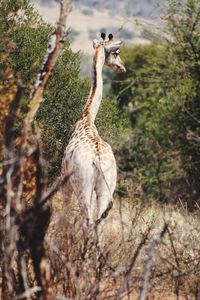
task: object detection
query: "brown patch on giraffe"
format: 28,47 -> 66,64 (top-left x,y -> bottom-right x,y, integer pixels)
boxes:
91,136 -> 101,157
95,141 -> 100,156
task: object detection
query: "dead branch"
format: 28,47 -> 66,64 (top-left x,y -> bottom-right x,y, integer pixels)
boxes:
1,1 -> 71,299
139,224 -> 168,300
24,0 -> 70,136
4,84 -> 23,150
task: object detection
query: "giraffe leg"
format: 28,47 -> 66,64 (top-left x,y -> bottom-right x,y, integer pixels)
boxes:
83,187 -> 96,224
95,159 -> 117,222
69,177 -> 96,224
96,191 -> 113,222
70,156 -> 97,224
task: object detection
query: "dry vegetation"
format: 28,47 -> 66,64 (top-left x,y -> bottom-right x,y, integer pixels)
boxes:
45,191 -> 200,299
1,1 -> 200,299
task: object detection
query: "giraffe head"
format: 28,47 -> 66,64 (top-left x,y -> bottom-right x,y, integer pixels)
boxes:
93,33 -> 126,74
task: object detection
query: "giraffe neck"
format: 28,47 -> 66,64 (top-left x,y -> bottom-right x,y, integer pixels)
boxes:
83,46 -> 104,124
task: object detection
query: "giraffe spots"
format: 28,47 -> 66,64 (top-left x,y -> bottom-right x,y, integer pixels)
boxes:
95,142 -> 100,156
83,123 -> 88,130
82,46 -> 101,126
65,116 -> 113,161
79,135 -> 85,141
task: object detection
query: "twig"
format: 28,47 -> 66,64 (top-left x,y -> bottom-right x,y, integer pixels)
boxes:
37,172 -> 71,209
0,84 -> 23,196
14,286 -> 42,300
4,84 -> 23,149
139,224 -> 168,300
125,226 -> 151,277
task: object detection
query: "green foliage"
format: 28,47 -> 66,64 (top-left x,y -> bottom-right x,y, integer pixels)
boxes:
112,43 -> 181,201
10,24 -> 51,85
1,0 -> 129,182
0,0 -> 51,85
38,48 -> 89,180
97,97 -> 130,149
0,0 -> 52,141
0,0 -> 88,180
111,0 -> 200,205
165,0 -> 200,200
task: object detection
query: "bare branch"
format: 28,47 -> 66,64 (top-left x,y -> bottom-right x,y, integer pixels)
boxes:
139,224 -> 168,300
14,286 -> 41,300
125,226 -> 151,277
1,2 -> 71,299
4,84 -> 23,150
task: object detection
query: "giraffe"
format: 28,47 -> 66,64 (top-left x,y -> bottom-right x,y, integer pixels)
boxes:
61,33 -> 126,225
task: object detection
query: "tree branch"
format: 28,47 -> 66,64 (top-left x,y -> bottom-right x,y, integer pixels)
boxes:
24,0 -> 70,135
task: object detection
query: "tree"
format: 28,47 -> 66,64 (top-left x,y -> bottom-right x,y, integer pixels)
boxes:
111,43 -> 183,202
0,1 -> 71,298
165,0 -> 200,203
111,0 -> 200,206
0,0 -> 88,181
0,0 -> 51,153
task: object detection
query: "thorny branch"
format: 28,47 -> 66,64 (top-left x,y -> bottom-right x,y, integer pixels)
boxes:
24,0 -> 70,135
1,1 -> 71,299
139,224 -> 168,300
4,84 -> 24,150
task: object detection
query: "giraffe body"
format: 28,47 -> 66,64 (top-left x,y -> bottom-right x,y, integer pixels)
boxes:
62,34 -> 125,224
62,116 -> 117,222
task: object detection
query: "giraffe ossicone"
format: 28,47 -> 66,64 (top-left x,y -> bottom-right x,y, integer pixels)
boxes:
61,33 -> 126,225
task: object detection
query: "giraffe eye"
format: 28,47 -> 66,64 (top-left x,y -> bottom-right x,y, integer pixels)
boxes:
112,50 -> 120,58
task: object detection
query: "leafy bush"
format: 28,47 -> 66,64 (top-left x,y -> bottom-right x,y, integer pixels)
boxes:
38,48 -> 89,180
112,43 -> 183,202
165,0 -> 200,202
111,0 -> 200,206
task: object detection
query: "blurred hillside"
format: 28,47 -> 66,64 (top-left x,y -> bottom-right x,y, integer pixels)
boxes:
31,0 -> 166,59
36,0 -> 165,19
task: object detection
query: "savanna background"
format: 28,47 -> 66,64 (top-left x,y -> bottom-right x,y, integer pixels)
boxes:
0,0 -> 200,299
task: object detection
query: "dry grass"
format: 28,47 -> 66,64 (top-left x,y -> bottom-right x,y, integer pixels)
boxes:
45,192 -> 200,299
104,199 -> 200,298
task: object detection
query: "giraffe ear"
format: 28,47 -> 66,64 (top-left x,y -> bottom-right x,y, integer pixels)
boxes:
93,39 -> 101,49
105,40 -> 122,52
